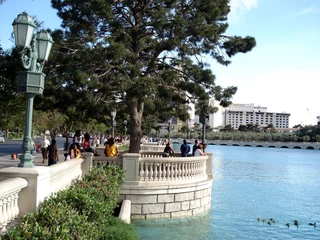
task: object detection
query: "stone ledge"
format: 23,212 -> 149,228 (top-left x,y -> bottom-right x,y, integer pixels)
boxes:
146,213 -> 171,219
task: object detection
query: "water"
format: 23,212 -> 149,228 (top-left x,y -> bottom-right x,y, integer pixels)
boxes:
133,145 -> 320,239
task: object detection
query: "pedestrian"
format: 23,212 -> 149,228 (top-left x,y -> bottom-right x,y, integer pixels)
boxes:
163,141 -> 174,157
83,132 -> 100,156
203,143 -> 208,153
47,139 -> 59,166
104,137 -> 119,157
194,144 -> 206,156
180,139 -> 190,157
41,135 -> 50,163
192,139 -> 199,156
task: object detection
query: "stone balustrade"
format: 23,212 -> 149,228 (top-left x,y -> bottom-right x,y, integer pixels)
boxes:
0,152 -> 93,233
49,158 -> 83,194
93,156 -> 123,168
139,156 -> 207,183
0,144 -> 214,229
140,145 -> 165,152
0,178 -> 27,233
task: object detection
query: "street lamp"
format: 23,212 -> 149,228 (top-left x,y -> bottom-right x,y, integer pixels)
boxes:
123,120 -> 127,143
168,118 -> 172,141
111,110 -> 117,138
13,12 -> 53,168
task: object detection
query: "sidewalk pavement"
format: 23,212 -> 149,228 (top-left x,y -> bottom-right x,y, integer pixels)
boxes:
0,148 -> 67,169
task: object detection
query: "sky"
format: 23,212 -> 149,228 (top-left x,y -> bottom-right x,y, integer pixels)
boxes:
0,0 -> 319,127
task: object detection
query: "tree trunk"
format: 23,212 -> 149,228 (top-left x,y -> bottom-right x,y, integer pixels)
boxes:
128,99 -> 144,153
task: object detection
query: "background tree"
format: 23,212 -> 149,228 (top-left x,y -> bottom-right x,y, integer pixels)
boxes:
50,0 -> 256,152
0,47 -> 25,137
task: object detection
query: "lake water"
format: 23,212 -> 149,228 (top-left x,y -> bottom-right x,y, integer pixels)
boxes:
133,145 -> 320,240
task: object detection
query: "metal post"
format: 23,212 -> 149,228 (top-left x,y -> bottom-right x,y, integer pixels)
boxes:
18,93 -> 36,168
168,122 -> 171,141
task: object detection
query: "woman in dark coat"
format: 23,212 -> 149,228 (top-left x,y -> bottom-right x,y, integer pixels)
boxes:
47,139 -> 59,166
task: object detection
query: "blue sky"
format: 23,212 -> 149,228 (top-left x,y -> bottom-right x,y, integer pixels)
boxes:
0,0 -> 319,127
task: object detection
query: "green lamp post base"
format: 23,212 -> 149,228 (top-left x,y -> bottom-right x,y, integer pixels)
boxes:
18,137 -> 35,168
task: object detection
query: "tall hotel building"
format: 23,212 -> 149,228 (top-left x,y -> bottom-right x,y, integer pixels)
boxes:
222,103 -> 290,129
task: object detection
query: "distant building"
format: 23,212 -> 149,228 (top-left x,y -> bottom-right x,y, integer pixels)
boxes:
222,103 -> 290,129
317,116 -> 320,126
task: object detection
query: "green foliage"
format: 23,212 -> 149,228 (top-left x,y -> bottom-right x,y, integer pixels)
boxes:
118,144 -> 129,151
49,0 -> 256,153
2,166 -> 138,240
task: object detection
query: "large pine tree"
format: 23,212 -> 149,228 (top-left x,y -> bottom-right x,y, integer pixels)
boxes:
50,0 -> 256,152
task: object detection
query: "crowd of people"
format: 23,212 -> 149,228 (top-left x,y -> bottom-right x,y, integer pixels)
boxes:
161,138 -> 208,158
38,130 -> 207,166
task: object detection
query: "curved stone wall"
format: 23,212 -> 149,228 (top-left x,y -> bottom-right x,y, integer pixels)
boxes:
119,178 -> 212,219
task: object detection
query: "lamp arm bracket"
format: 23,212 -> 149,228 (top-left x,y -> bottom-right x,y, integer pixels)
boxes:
20,46 -> 32,70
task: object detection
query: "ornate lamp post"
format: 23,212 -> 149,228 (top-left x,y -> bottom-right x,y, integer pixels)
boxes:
168,118 -> 172,141
12,12 -> 53,168
111,110 -> 117,138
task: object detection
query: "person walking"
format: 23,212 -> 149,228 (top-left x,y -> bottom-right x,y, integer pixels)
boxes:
180,139 -> 190,157
41,135 -> 50,163
47,139 -> 59,166
192,139 -> 199,156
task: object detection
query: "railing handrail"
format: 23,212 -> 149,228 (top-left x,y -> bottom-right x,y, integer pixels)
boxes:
0,177 -> 28,233
139,155 -> 208,162
0,178 -> 28,196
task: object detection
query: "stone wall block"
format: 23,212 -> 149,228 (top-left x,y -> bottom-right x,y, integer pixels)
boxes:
131,215 -> 146,220
131,204 -> 142,214
204,203 -> 211,211
201,195 -> 211,206
175,192 -> 194,202
181,201 -> 190,211
165,202 -> 181,212
190,199 -> 201,209
126,195 -> 157,204
146,213 -> 171,219
192,206 -> 205,215
171,210 -> 193,218
142,204 -> 164,214
194,190 -> 204,199
158,194 -> 174,203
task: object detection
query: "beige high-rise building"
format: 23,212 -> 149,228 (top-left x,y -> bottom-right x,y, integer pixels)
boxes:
222,103 -> 290,129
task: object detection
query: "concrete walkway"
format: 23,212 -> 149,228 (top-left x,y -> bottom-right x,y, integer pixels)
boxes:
0,148 -> 67,169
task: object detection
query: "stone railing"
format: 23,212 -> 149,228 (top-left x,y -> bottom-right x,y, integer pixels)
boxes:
140,145 -> 165,152
0,152 -> 93,233
93,156 -> 123,168
139,156 -> 207,182
49,158 -> 83,194
120,152 -> 213,219
0,178 -> 28,233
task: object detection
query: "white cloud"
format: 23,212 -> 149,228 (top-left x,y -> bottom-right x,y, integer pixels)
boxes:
229,0 -> 259,23
293,7 -> 320,17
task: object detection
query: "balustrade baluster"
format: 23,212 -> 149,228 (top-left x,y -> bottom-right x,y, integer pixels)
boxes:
159,163 -> 163,181
163,162 -> 166,181
9,194 -> 15,221
170,163 -> 174,180
13,192 -> 19,219
146,162 -> 149,181
139,162 -> 144,181
154,162 -> 158,181
2,197 -> 8,232
0,198 -> 4,232
166,162 -> 170,180
150,162 -> 154,181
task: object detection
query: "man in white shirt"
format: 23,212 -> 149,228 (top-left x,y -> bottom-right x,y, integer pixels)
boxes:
41,135 -> 50,163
